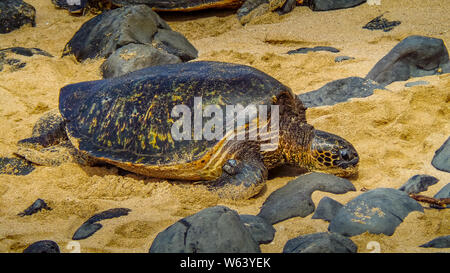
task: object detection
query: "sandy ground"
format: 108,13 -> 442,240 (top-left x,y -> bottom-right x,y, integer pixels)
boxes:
0,0 -> 449,253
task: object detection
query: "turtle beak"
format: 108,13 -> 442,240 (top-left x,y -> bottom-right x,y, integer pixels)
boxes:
336,148 -> 359,169
309,130 -> 359,177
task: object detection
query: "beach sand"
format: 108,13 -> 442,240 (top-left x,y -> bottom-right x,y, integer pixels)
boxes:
0,0 -> 448,253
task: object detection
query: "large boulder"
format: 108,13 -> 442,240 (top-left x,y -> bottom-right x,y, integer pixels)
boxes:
0,0 -> 36,34
283,232 -> 357,253
149,206 -> 260,253
328,188 -> 424,237
257,172 -> 355,225
63,5 -> 197,64
298,77 -> 385,108
100,43 -> 181,78
366,36 -> 450,86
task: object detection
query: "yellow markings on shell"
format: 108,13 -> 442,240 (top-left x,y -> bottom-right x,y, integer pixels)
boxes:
88,117 -> 98,134
148,131 -> 159,150
172,95 -> 183,102
144,95 -> 158,121
135,157 -> 145,164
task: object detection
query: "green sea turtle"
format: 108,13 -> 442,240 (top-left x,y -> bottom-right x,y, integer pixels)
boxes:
52,0 -> 302,23
16,61 -> 358,199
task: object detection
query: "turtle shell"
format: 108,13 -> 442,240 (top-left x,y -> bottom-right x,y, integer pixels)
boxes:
111,0 -> 245,11
59,61 -> 302,179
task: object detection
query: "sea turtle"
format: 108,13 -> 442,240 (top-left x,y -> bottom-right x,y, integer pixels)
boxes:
52,0 -> 303,23
16,61 -> 359,199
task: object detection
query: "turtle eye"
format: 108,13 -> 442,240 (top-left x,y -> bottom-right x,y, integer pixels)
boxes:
340,149 -> 351,161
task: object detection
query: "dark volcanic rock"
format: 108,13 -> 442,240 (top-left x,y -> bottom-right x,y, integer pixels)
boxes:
239,214 -> 276,244
431,183 -> 450,209
23,240 -> 60,253
287,46 -> 339,55
0,0 -> 36,34
420,235 -> 450,248
298,77 -> 385,108
307,0 -> 366,11
434,183 -> 450,199
312,197 -> 343,222
152,29 -> 198,62
257,172 -> 356,225
101,43 -> 181,78
366,35 -> 450,86
363,14 -> 401,32
328,188 -> 424,237
72,208 -> 131,240
398,174 -> 439,195
0,157 -> 34,175
63,5 -> 197,62
149,206 -> 260,253
18,199 -> 52,216
335,56 -> 355,62
431,137 -> 450,172
283,232 -> 357,253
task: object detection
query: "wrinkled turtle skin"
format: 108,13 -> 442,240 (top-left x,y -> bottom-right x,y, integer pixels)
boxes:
17,61 -> 358,199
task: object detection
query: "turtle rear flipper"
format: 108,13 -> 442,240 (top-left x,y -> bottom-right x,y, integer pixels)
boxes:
0,156 -> 34,175
15,109 -> 96,166
16,138 -> 75,166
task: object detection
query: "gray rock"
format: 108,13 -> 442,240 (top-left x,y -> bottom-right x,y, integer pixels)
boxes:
404,80 -> 430,87
149,206 -> 260,253
63,5 -> 196,63
431,137 -> 450,172
398,174 -> 439,194
18,199 -> 52,216
298,77 -> 385,108
328,188 -> 424,237
312,197 -> 343,222
287,46 -> 339,55
72,208 -> 131,240
431,183 -> 450,209
420,235 -> 450,248
239,214 -> 276,244
152,29 -> 198,62
23,240 -> 60,253
366,35 -> 450,86
362,14 -> 401,32
283,232 -> 357,253
257,172 -> 356,225
335,56 -> 355,62
307,0 -> 366,11
101,43 -> 181,78
434,183 -> 450,199
0,0 -> 36,34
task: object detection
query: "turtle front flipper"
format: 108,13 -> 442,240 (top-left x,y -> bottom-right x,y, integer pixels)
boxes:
207,153 -> 268,200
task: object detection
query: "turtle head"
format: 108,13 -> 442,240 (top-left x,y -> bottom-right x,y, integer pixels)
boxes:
308,130 -> 359,177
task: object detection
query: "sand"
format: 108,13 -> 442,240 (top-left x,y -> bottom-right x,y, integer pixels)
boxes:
0,0 -> 449,253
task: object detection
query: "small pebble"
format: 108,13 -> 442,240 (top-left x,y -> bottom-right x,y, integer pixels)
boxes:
18,198 -> 52,216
